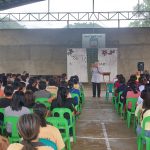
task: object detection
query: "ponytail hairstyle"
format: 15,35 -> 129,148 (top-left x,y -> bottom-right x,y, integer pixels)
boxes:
33,103 -> 47,127
17,114 -> 40,150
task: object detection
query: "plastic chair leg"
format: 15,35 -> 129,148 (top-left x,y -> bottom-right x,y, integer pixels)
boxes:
72,126 -> 76,143
127,113 -> 131,128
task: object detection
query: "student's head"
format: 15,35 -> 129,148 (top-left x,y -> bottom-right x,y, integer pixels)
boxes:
61,73 -> 67,80
24,91 -> 35,107
33,103 -> 47,127
128,74 -> 137,84
13,80 -> 21,90
28,78 -> 37,87
11,91 -> 25,111
4,85 -> 14,97
18,114 -> 40,150
139,76 -> 147,85
39,81 -> 46,90
48,78 -> 57,86
128,82 -> 138,94
19,82 -> 26,92
74,75 -> 79,83
119,76 -> 126,84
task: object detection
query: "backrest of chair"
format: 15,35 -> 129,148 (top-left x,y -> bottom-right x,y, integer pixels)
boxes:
5,116 -> 19,137
35,98 -> 49,102
52,108 -> 73,125
46,117 -> 69,136
141,116 -> 150,136
126,98 -> 138,112
0,108 -> 4,120
35,98 -> 51,109
118,91 -> 123,103
71,93 -> 79,104
107,83 -> 114,93
0,108 -> 4,114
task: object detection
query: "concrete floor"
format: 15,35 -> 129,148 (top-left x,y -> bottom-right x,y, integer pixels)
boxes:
72,86 -> 137,150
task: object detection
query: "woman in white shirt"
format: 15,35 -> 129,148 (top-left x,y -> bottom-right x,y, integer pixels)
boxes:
91,62 -> 103,98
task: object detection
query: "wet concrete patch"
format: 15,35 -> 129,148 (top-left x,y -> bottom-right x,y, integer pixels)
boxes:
105,122 -> 136,138
76,121 -> 103,138
72,138 -> 107,150
109,138 -> 137,150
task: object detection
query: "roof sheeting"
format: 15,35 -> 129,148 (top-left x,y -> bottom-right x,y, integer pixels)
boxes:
0,0 -> 45,10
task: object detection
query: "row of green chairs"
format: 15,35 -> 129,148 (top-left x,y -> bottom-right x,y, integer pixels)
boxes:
111,89 -> 150,150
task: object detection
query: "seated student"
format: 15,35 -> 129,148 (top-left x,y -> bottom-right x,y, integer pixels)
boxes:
26,77 -> 38,93
46,78 -> 58,96
18,81 -> 26,93
126,82 -> 140,111
0,85 -> 14,108
24,90 -> 35,108
4,91 -> 30,133
34,81 -> 51,99
7,114 -> 53,150
126,83 -> 140,99
33,103 -> 65,150
68,80 -> 80,106
51,87 -> 78,115
136,88 -> 150,137
116,76 -> 127,104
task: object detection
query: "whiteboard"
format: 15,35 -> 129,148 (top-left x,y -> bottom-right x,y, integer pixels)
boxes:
67,48 -> 88,82
98,48 -> 118,82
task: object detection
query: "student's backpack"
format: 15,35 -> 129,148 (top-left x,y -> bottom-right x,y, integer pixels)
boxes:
0,135 -> 9,150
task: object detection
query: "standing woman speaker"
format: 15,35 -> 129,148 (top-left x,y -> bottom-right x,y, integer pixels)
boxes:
91,62 -> 103,98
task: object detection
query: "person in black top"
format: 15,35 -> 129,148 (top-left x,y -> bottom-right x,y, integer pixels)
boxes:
0,85 -> 14,108
51,86 -> 78,115
26,78 -> 38,93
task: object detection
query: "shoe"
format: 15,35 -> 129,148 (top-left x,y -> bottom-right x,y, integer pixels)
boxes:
93,96 -> 96,98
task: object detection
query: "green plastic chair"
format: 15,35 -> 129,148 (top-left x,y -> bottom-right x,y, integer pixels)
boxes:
105,83 -> 114,101
4,116 -> 21,143
0,108 -> 5,135
137,116 -> 150,150
35,98 -> 51,110
126,97 -> 138,128
46,117 -> 71,150
52,108 -> 76,143
71,93 -> 81,113
80,88 -> 85,104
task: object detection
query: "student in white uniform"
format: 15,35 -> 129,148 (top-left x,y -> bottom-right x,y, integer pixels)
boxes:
91,62 -> 103,98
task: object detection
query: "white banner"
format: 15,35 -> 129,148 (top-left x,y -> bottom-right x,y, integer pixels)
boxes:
67,48 -> 88,82
98,48 -> 118,82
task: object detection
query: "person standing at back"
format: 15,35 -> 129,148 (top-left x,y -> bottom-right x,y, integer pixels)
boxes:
91,62 -> 103,98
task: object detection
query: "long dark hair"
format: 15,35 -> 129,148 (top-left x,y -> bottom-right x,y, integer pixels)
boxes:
24,91 -> 35,108
142,84 -> 150,109
33,103 -> 47,127
11,91 -> 25,111
56,87 -> 69,106
18,114 -> 40,150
